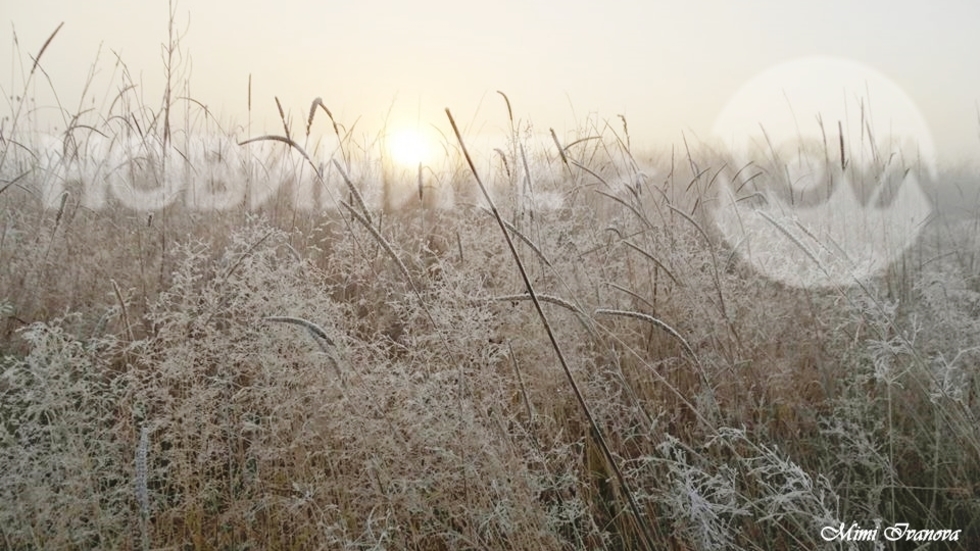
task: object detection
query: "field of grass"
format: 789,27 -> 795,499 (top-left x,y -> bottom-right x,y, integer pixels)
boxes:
2,14 -> 979,551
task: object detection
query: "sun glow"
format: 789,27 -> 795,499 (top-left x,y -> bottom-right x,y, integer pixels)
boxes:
387,128 -> 435,169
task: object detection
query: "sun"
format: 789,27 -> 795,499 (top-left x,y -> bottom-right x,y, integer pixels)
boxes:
387,127 -> 435,169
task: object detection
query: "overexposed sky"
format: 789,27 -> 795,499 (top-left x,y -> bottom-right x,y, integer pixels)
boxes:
4,0 -> 980,163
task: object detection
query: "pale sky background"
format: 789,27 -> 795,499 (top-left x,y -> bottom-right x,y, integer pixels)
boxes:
4,0 -> 980,165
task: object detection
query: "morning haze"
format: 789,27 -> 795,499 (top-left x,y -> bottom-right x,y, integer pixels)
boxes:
4,0 -> 980,163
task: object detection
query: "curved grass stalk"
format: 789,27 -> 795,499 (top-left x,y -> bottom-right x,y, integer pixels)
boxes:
447,107 -> 658,551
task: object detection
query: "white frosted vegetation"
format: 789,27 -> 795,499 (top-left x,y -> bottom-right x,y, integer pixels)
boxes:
4,17 -> 978,549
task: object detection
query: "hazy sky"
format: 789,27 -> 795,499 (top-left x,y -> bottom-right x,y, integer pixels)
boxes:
5,0 -> 980,164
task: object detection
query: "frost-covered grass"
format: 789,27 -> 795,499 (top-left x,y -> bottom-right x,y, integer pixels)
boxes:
2,12 -> 979,551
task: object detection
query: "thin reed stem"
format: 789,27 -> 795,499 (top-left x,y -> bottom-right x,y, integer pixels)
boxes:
447,107 -> 658,551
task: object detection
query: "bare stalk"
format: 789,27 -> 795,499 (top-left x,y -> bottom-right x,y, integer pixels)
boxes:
446,107 -> 658,550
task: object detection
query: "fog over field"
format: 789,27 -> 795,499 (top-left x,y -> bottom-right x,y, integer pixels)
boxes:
5,0 -> 980,163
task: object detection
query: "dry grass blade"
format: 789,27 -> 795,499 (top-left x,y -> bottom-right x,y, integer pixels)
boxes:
306,97 -> 322,137
337,188 -> 461,384
263,316 -> 344,385
494,148 -> 511,178
666,203 -> 710,244
665,202 -> 735,343
320,100 -> 341,137
0,23 -> 64,171
623,240 -> 680,286
446,108 -> 658,551
201,230 -> 274,329
110,278 -> 135,342
263,316 -> 336,349
221,230 -> 274,282
53,192 -> 68,233
333,159 -> 373,225
594,308 -> 699,367
340,200 -> 411,284
30,22 -> 64,75
570,159 -> 613,190
758,210 -> 830,277
596,189 -> 653,228
0,172 -> 29,197
136,424 -> 150,551
549,128 -> 569,168
839,120 -> 847,170
492,293 -> 582,315
604,281 -> 655,311
238,135 -> 318,175
492,293 -> 598,338
564,135 -> 603,150
497,91 -> 535,206
490,212 -> 552,267
274,96 -> 291,140
496,90 -> 514,125
618,114 -> 630,152
508,343 -> 535,422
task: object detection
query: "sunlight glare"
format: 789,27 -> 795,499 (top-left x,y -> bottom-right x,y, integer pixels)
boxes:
387,128 -> 434,169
